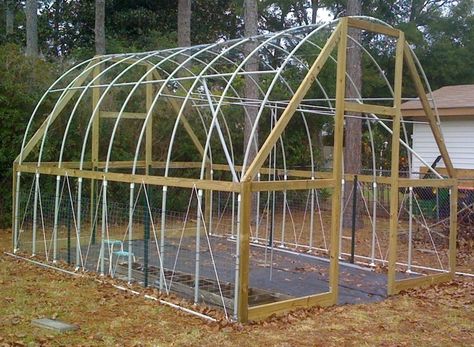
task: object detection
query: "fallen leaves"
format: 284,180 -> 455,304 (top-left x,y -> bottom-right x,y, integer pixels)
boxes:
0,228 -> 473,346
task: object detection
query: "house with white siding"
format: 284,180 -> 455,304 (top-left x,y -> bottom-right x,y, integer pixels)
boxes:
401,84 -> 474,187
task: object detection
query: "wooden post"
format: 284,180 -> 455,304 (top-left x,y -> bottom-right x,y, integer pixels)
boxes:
328,18 -> 348,304
238,181 -> 250,322
387,33 -> 404,295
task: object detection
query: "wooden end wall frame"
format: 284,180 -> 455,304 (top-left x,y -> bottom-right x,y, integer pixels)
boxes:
12,17 -> 459,323
237,17 -> 457,321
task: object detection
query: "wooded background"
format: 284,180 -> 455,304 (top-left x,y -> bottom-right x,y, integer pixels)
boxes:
0,0 -> 473,226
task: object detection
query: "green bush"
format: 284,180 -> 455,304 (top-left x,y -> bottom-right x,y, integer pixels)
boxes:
0,44 -> 57,227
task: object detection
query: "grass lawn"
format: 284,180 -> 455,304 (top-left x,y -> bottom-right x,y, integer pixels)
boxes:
0,229 -> 473,347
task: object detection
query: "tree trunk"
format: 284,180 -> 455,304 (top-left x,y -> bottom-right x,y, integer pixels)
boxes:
178,0 -> 191,47
25,0 -> 38,57
311,0 -> 322,155
5,0 -> 14,35
53,0 -> 61,56
244,0 -> 259,222
95,0 -> 105,55
311,0 -> 319,24
244,0 -> 259,166
342,0 -> 363,229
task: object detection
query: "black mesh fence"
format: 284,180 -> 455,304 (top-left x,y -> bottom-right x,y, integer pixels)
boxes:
9,170 -> 474,319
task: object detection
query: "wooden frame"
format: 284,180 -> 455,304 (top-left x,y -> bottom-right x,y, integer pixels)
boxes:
248,292 -> 333,321
16,164 -> 240,193
387,33 -> 405,295
344,102 -> 397,117
328,17 -> 348,306
12,17 -> 460,323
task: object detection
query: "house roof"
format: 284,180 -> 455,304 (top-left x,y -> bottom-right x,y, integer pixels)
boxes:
401,84 -> 474,117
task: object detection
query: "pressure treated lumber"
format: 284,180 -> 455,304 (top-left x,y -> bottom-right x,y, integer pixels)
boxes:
387,33 -> 404,296
237,181 -> 251,322
248,292 -> 333,321
393,273 -> 452,294
327,17 -> 348,304
17,164 -> 240,192
347,18 -> 400,38
344,102 -> 396,116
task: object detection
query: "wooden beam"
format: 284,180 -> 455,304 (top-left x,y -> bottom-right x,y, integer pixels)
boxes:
398,178 -> 456,188
420,167 -> 474,179
393,273 -> 452,294
212,163 -> 394,184
251,178 -> 335,192
387,33 -> 404,296
24,160 -> 205,170
344,102 -> 396,116
345,174 -> 391,184
242,22 -> 342,181
419,167 -> 474,188
237,181 -> 251,322
22,160 -> 396,186
327,18 -> 348,305
212,164 -> 328,179
149,161 -> 202,170
16,61 -> 94,163
100,111 -> 147,119
403,43 -> 456,179
23,161 -> 86,168
247,292 -> 333,321
100,160 -> 200,169
17,164 -> 241,193
347,17 -> 400,38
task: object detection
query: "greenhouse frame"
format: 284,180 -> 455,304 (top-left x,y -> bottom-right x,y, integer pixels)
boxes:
12,17 -> 458,322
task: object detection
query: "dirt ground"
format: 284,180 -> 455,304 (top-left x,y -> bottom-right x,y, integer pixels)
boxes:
0,229 -> 473,347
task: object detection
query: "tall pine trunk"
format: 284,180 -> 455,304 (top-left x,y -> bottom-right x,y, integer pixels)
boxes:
25,0 -> 38,57
178,0 -> 191,47
95,0 -> 105,55
5,0 -> 14,35
311,0 -> 319,24
244,0 -> 259,168
244,0 -> 259,222
342,0 -> 363,228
